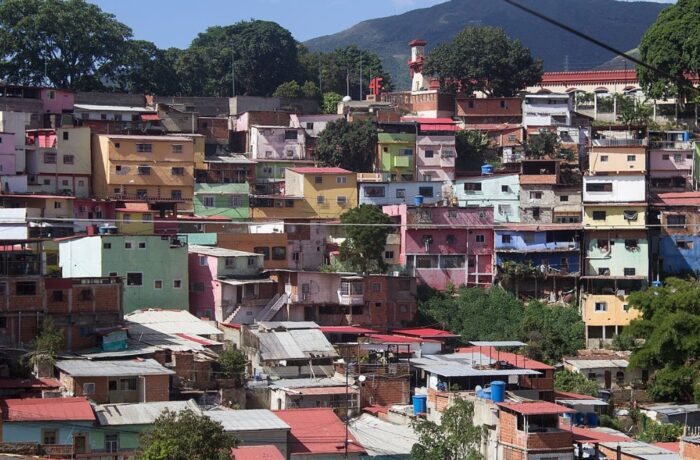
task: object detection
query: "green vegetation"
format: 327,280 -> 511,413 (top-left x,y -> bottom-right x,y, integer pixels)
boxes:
455,130 -> 499,171
314,119 -> 377,172
217,347 -> 248,387
411,397 -> 484,460
423,26 -> 542,97
339,205 -> 392,274
554,370 -> 599,397
617,95 -> 652,127
23,317 -> 63,368
322,92 -> 343,114
272,80 -> 320,99
139,409 -> 236,460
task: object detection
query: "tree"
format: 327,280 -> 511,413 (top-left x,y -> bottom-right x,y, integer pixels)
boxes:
339,205 -> 392,274
272,81 -> 302,98
423,26 -> 542,97
522,131 -> 560,159
521,302 -> 585,363
218,347 -> 247,387
23,317 -> 63,369
554,370 -> 600,397
617,95 -> 652,127
139,409 -> 237,460
111,41 -> 182,95
0,0 -> 133,90
300,80 -> 320,99
322,92 -> 343,114
625,278 -> 700,403
315,119 -> 377,172
637,0 -> 700,101
455,130 -> 496,172
412,397 -> 484,460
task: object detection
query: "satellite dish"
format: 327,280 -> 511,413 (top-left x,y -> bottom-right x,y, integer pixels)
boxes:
342,95 -> 352,102
358,375 -> 366,383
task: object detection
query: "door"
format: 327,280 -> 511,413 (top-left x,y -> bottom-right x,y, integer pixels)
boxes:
73,434 -> 87,454
604,370 -> 612,389
236,286 -> 243,302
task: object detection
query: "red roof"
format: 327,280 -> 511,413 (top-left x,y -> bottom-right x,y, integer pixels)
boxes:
652,192 -> 700,207
274,408 -> 365,455
571,426 -> 630,443
463,123 -> 522,131
497,401 -> 575,415
319,326 -> 377,335
0,378 -> 60,390
391,328 -> 459,339
1,397 -> 95,422
140,114 -> 161,121
220,322 -> 241,329
554,390 -> 600,401
288,167 -> 351,175
368,333 -> 440,344
420,123 -> 460,132
231,445 -> 285,460
116,202 -> 152,212
174,332 -> 214,345
457,346 -> 553,371
540,70 -> 638,84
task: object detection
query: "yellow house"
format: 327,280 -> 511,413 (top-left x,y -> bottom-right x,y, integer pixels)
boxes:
115,203 -> 156,235
588,145 -> 647,174
92,135 -> 195,202
583,204 -> 646,230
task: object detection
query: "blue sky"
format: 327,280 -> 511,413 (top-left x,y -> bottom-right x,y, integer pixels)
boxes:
89,0 -> 676,49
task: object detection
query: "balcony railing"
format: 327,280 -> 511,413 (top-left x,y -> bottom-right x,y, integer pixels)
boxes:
592,138 -> 647,147
338,293 -> 364,306
650,140 -> 694,150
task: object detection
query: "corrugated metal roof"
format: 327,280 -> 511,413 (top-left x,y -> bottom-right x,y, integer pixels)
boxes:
1,397 -> 95,422
188,245 -> 260,258
254,328 -> 337,361
74,104 -> 154,112
258,321 -> 319,330
565,358 -> 629,369
411,353 -> 541,378
204,408 -> 290,432
349,414 -> 417,456
270,377 -> 346,389
125,309 -> 222,337
598,441 -> 679,460
498,401 -> 575,415
55,358 -> 175,377
470,341 -> 526,347
95,400 -> 201,425
231,445 -> 285,460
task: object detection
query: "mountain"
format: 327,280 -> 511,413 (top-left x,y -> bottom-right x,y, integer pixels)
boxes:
304,0 -> 667,89
595,48 -> 640,70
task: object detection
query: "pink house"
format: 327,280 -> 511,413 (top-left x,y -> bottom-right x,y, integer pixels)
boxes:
649,145 -> 694,192
384,204 -> 494,289
40,88 -> 74,114
0,132 -> 17,176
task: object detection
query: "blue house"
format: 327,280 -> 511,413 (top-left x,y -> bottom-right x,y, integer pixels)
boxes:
652,192 -> 700,278
358,180 -> 444,206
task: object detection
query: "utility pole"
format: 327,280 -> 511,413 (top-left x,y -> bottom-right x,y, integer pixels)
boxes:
231,47 -> 236,97
359,56 -> 363,101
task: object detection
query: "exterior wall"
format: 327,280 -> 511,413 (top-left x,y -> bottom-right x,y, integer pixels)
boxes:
0,132 -> 16,175
582,205 -> 646,230
253,160 -> 312,190
588,146 -> 647,174
284,171 -> 357,219
455,97 -> 522,119
0,111 -> 35,173
88,424 -> 145,456
216,233 -> 289,270
59,236 -> 188,313
3,421 -> 93,446
377,133 -> 416,180
61,374 -> 170,404
92,135 -> 195,201
519,185 -> 557,224
358,181 -> 443,206
582,175 -> 646,203
415,135 -> 456,185
522,95 -> 572,128
286,222 -> 328,271
249,126 -> 306,160
649,147 -> 694,191
115,210 -> 155,235
584,231 -> 649,277
658,235 -> 700,276
193,183 -> 249,219
495,230 -> 581,274
41,88 -> 75,113
455,174 -> 521,223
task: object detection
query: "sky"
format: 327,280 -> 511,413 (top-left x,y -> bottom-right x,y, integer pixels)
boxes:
89,0 -> 677,50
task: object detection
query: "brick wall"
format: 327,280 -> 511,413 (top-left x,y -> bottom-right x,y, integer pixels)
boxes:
65,373 -> 170,403
681,438 -> 700,459
360,376 -> 409,407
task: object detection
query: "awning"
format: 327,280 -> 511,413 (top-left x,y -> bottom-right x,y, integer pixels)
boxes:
292,386 -> 359,396
141,114 -> 160,121
219,278 -> 276,286
556,399 -> 609,407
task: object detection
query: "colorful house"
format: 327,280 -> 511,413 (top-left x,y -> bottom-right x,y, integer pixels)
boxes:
59,235 -> 189,313
648,131 -> 694,193
0,132 -> 17,178
248,125 -> 311,195
377,126 -> 417,181
358,180 -> 443,206
193,182 -> 249,220
519,160 -> 582,225
454,173 -> 521,223
651,192 -> 700,277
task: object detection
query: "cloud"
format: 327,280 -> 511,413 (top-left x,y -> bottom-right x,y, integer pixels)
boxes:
391,0 -> 417,7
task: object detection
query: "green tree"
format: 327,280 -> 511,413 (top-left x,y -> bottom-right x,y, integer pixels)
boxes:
272,81 -> 302,98
554,370 -> 600,397
423,26 -> 542,97
23,317 -> 63,369
455,130 -> 496,172
521,302 -> 585,363
111,41 -> 182,95
411,397 -> 484,460
322,92 -> 343,114
300,80 -> 320,99
218,347 -> 248,387
522,131 -> 560,159
139,409 -> 236,460
339,204 -> 392,274
637,0 -> 700,100
626,278 -> 700,403
176,20 -> 299,96
0,0 -> 133,90
315,119 -> 377,172
616,95 -> 652,127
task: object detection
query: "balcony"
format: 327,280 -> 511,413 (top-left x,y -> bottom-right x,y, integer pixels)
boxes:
650,140 -> 693,150
592,138 -> 647,147
393,156 -> 410,168
338,279 -> 364,306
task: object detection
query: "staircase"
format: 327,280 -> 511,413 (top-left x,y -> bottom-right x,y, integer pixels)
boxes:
255,293 -> 288,322
223,305 -> 242,325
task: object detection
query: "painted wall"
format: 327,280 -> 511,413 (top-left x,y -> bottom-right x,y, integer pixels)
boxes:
194,183 -> 249,219
249,126 -> 306,160
582,175 -> 646,203
649,148 -> 694,172
0,132 -> 16,175
285,170 -> 358,219
3,421 -> 93,445
583,205 -> 646,230
588,146 -> 647,174
495,230 -> 580,273
582,294 -> 640,327
41,88 -> 75,113
584,231 -> 649,277
415,135 -> 455,184
522,95 -> 572,127
377,133 -> 416,180
658,235 -> 700,276
88,424 -> 145,453
454,174 -> 521,223
359,181 -> 443,206
0,111 -> 34,173
115,211 -> 155,235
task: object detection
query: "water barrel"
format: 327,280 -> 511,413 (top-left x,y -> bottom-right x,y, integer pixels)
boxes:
490,381 -> 506,403
413,195 -> 424,206
97,225 -> 109,235
651,280 -> 663,288
412,394 -> 427,415
587,412 -> 599,426
683,131 -> 690,142
481,164 -> 494,175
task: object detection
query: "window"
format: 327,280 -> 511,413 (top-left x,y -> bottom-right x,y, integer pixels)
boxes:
600,155 -> 608,162
44,153 -> 56,164
625,239 -> 638,251
80,289 -> 92,301
0,282 -> 6,296
396,188 -> 406,198
598,267 -> 611,276
594,302 -> 607,312
364,186 -> 385,197
124,241 -> 133,249
136,189 -> 147,199
78,180 -> 85,187
108,272 -> 118,277
314,176 -> 323,184
203,196 -> 214,207
199,255 -> 208,266
662,154 -> 670,160
446,234 -> 456,245
597,239 -> 609,251
62,179 -> 69,186
231,196 -> 243,207
627,155 -> 636,162
371,282 -> 381,293
16,282 -> 36,296
336,176 -> 347,184
674,154 -> 682,162
424,149 -> 434,158
52,290 -> 64,302
136,143 -> 152,153
502,234 -> 512,244
137,165 -> 150,175
501,185 -> 509,193
63,155 -> 74,164
42,429 -> 58,445
667,215 -> 686,227
559,195 -> 569,202
532,207 -> 541,220
586,182 -> 613,192
464,183 -> 482,193
154,280 -> 163,289
126,273 -> 142,286
475,234 -> 485,243
624,267 -> 636,276
173,280 -> 182,289
285,199 -> 294,208
247,257 -> 256,267
529,191 -> 543,200
171,167 -> 185,176
316,195 -> 325,205
83,382 -> 95,395
105,434 -> 119,453
400,148 -> 413,156
284,129 -> 297,140
336,196 -> 348,205
592,210 -> 606,221
119,378 -> 137,391
677,240 -> 694,250
498,204 -> 512,216
138,241 -> 146,249
272,246 -> 286,260
254,247 -> 270,260
384,251 -> 394,259
172,144 -> 183,154
102,242 -> 112,250
623,210 -> 638,221
171,190 -> 182,200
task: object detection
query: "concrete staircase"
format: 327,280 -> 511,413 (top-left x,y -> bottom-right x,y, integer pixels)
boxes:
255,293 -> 288,322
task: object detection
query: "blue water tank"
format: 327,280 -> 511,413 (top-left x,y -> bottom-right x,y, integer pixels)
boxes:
481,164 -> 494,175
490,381 -> 506,403
413,394 -> 427,415
652,280 -> 663,288
414,195 -> 424,206
586,412 -> 599,427
683,131 -> 690,142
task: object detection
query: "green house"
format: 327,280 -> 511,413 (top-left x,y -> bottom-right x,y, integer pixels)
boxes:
194,183 -> 250,220
377,133 -> 416,181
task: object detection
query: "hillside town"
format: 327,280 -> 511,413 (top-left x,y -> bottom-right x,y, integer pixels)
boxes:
1,0 -> 700,459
